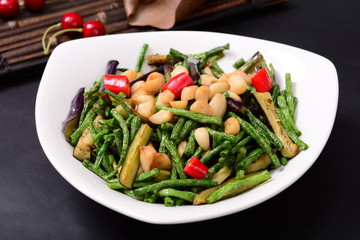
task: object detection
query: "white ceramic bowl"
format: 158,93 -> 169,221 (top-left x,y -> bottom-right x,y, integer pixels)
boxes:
35,31 -> 338,224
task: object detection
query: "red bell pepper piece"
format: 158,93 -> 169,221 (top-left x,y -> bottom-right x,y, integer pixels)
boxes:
161,72 -> 194,99
103,74 -> 131,97
183,156 -> 208,179
251,67 -> 273,92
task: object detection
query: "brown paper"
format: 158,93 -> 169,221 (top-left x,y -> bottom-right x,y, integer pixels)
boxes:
123,0 -> 206,29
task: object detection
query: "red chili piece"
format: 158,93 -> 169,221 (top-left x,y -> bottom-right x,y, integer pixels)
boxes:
161,72 -> 194,99
103,74 -> 131,97
183,156 -> 208,179
251,67 -> 273,92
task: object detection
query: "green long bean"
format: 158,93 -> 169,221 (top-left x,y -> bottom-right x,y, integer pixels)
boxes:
207,170 -> 271,203
229,112 -> 281,168
130,179 -> 218,196
70,108 -> 97,145
135,43 -> 148,72
156,106 -> 223,125
201,140 -> 230,164
184,129 -> 196,157
276,108 -> 308,150
110,108 -> 130,166
277,95 -> 301,136
84,77 -> 103,98
158,188 -> 196,202
285,73 -> 296,120
242,106 -> 283,150
170,117 -> 186,141
164,138 -> 187,179
105,89 -> 133,116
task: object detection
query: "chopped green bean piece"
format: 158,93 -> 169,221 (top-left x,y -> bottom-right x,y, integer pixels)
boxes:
130,179 -> 218,196
156,106 -> 223,125
158,188 -> 196,202
207,170 -> 271,203
135,43 -> 148,72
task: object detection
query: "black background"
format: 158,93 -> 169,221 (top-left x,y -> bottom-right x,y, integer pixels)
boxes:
1,0 -> 360,239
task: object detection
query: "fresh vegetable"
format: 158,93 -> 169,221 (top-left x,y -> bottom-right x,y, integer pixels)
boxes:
251,67 -> 273,92
134,43 -> 148,72
103,74 -> 131,96
187,57 -> 200,83
106,60 -> 119,75
240,51 -> 263,73
118,123 -> 153,189
161,72 -> 194,99
184,156 -> 208,179
253,92 -> 300,158
63,43 -> 308,206
62,87 -> 85,140
206,170 -> 271,203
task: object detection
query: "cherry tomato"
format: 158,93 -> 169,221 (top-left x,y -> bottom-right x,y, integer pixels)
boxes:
0,0 -> 19,18
82,20 -> 106,38
24,0 -> 45,11
61,12 -> 83,29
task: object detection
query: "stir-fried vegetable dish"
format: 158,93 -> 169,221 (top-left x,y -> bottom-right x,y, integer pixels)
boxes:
62,43 -> 308,206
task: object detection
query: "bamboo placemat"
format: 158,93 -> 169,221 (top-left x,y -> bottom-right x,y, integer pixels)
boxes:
0,0 -> 287,77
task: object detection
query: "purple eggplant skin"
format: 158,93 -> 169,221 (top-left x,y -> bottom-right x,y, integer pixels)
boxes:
188,57 -> 200,83
62,87 -> 85,141
106,60 -> 119,75
226,97 -> 243,114
130,61 -> 177,86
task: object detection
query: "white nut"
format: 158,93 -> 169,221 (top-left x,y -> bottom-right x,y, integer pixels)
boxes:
148,110 -> 174,125
131,88 -> 149,99
209,93 -> 227,118
142,72 -> 165,94
177,141 -> 187,158
190,100 -> 212,116
135,100 -> 155,118
229,69 -> 252,85
121,69 -> 137,81
140,145 -> 157,172
181,85 -> 198,101
226,91 -> 242,102
170,100 -> 188,109
132,94 -> 155,106
224,117 -> 240,135
200,74 -> 217,86
209,81 -> 230,99
170,65 -> 189,78
194,127 -> 210,151
195,86 -> 210,102
156,89 -> 175,107
151,153 -> 172,170
228,74 -> 247,95
131,80 -> 145,95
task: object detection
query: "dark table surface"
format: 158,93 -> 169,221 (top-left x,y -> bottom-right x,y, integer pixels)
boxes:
1,0 -> 360,239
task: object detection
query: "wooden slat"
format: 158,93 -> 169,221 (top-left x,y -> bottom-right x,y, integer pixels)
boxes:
0,0 -> 287,76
